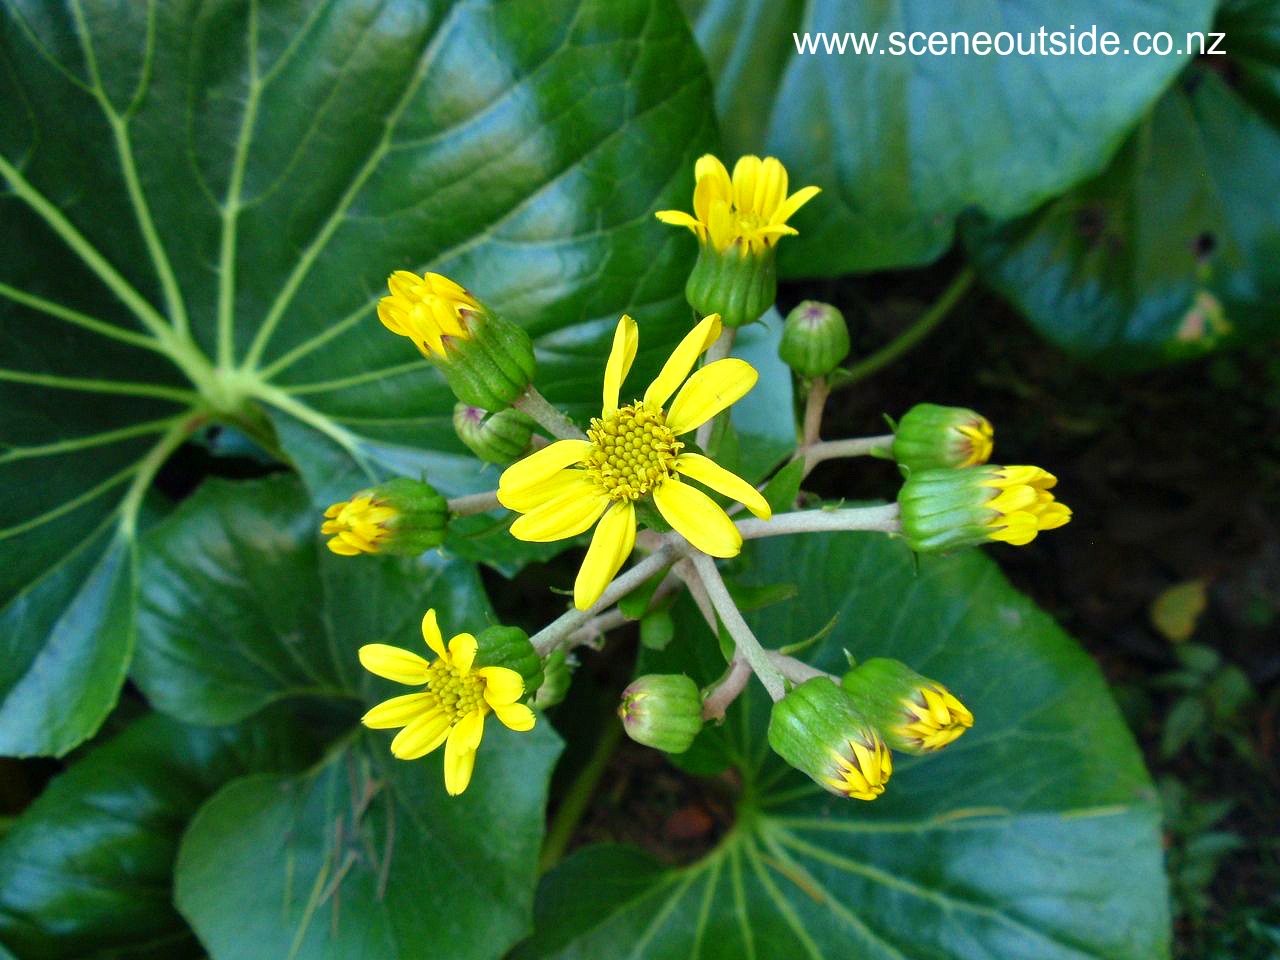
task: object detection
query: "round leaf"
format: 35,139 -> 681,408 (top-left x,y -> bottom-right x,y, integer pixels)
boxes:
0,0 -> 715,755
518,533 -> 1169,958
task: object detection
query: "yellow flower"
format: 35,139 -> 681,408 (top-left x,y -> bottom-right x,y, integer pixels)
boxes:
956,419 -> 995,468
982,466 -> 1072,546
377,271 -> 480,359
656,154 -> 820,255
359,609 -> 536,796
498,313 -> 771,611
321,496 -> 396,556
825,733 -> 894,801
898,683 -> 974,751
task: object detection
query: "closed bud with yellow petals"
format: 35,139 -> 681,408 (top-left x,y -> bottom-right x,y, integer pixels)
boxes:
321,478 -> 448,557
841,658 -> 973,754
768,677 -> 893,801
898,464 -> 1072,552
378,270 -> 535,411
657,154 -> 819,328
893,403 -> 994,472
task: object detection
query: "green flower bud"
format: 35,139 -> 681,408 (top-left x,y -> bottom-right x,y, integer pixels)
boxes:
684,243 -> 776,329
779,301 -> 851,377
841,658 -> 973,754
453,403 -> 535,464
377,271 -> 535,411
893,403 -> 994,472
898,464 -> 1072,553
767,677 -> 892,800
472,625 -> 543,697
321,478 -> 447,557
618,674 -> 703,753
533,650 -> 574,709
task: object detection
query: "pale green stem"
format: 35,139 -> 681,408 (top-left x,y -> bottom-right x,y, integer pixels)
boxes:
801,434 -> 895,475
737,504 -> 901,540
447,491 -> 501,517
689,552 -> 786,701
513,386 -> 585,441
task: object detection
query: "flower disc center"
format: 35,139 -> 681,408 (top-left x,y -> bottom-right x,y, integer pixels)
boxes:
425,661 -> 486,724
586,403 -> 681,501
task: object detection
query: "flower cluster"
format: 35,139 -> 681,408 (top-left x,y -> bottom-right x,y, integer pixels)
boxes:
320,152 -> 1070,802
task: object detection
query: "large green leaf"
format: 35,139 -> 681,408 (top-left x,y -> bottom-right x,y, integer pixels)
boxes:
517,533 -> 1170,959
0,0 -> 715,755
133,474 -> 488,725
965,6 -> 1280,367
176,724 -> 561,960
0,710 -> 318,959
134,473 -> 563,958
680,0 -> 1214,274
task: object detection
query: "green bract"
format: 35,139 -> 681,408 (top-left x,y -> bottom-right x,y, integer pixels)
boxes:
778,300 -> 850,377
474,625 -> 545,699
453,404 -> 536,465
618,674 -> 704,753
684,243 -> 776,329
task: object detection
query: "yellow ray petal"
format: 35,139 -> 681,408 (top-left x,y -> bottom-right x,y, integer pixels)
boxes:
655,210 -> 701,230
389,710 -> 452,760
326,538 -> 362,556
448,633 -> 477,674
362,693 -> 437,730
773,185 -> 821,226
497,468 -> 592,513
652,479 -> 742,557
358,644 -> 431,685
494,701 -> 537,732
421,609 -> 446,659
573,500 -> 637,611
707,198 -> 736,252
443,711 -> 485,795
603,315 -> 639,416
499,439 -> 591,495
731,155 -> 762,213
642,313 -> 723,409
665,358 -> 758,435
509,488 -> 610,543
675,453 -> 771,519
479,666 -> 525,707
757,157 -> 788,217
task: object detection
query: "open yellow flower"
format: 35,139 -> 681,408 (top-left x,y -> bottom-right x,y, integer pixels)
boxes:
359,610 -> 535,796
656,154 -> 820,255
498,314 -> 771,611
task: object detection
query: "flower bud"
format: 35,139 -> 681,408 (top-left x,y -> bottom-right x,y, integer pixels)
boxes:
684,243 -> 776,329
841,658 -> 973,754
321,478 -> 447,557
898,464 -> 1072,552
618,674 -> 703,753
893,403 -> 993,471
377,271 -> 535,411
453,403 -> 535,464
533,650 -> 574,709
472,625 -> 543,698
767,677 -> 892,800
778,301 -> 850,377
656,154 -> 818,329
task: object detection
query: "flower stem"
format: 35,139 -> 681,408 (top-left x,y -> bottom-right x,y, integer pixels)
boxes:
702,657 -> 752,720
832,266 -> 975,392
689,553 -> 786,701
800,434 -> 895,474
514,386 -> 585,441
530,543 -> 679,655
447,491 -> 502,517
737,503 -> 901,540
767,651 -> 835,685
